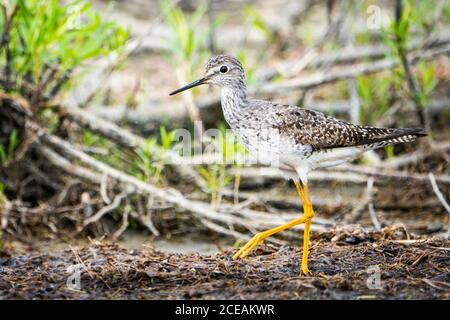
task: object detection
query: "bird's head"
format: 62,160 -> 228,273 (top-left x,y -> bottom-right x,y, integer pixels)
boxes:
169,55 -> 246,96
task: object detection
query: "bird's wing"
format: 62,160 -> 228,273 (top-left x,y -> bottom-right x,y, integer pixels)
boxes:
269,105 -> 425,151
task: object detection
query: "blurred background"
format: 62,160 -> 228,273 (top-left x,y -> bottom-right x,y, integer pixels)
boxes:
0,0 -> 449,256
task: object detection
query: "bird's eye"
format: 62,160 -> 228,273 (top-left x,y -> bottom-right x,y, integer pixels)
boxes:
219,66 -> 228,73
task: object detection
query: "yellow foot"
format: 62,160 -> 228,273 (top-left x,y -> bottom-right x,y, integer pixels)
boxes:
232,233 -> 266,260
301,267 -> 312,276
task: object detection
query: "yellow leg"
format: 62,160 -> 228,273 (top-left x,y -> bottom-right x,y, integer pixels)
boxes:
295,182 -> 314,275
302,220 -> 312,275
232,181 -> 315,275
232,211 -> 310,260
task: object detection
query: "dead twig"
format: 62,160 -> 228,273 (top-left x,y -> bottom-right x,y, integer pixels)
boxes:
336,164 -> 450,185
0,196 -> 12,229
0,5 -> 18,51
0,4 -> 19,92
100,174 -> 111,205
428,173 -> 450,215
229,165 -> 450,185
367,178 -> 381,231
200,218 -> 251,242
421,278 -> 450,291
36,145 -> 102,184
112,202 -> 130,240
428,172 -> 450,237
83,192 -> 127,227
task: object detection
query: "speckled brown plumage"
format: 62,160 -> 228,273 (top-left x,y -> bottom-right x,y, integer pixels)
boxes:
271,106 -> 426,151
170,54 -> 427,178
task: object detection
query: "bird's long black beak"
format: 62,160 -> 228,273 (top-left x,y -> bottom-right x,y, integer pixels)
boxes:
169,77 -> 208,96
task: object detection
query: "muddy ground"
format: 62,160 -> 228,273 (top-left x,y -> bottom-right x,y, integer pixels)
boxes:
1,226 -> 448,300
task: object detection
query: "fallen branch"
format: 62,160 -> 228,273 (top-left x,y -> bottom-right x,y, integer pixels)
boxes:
87,96 -> 221,124
36,145 -> 102,184
83,192 -> 127,227
87,92 -> 450,127
255,32 -> 450,81
112,203 -> 130,240
200,218 -> 252,242
35,127 -> 325,240
222,177 -> 443,213
339,164 -> 450,185
254,43 -> 450,95
228,165 -> 450,185
428,173 -> 450,215
367,178 -> 381,231
381,141 -> 450,169
59,105 -> 206,189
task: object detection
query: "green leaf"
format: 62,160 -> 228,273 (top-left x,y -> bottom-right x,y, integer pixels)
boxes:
1,0 -> 128,100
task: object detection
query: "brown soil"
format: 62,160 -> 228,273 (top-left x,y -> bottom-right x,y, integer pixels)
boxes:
1,227 -> 448,300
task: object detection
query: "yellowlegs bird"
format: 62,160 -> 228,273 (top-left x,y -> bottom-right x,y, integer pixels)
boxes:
170,55 -> 426,275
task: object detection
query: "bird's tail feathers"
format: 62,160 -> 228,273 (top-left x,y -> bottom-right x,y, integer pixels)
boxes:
361,127 -> 427,149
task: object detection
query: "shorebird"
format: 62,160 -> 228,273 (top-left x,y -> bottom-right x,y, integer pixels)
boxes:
169,55 -> 426,275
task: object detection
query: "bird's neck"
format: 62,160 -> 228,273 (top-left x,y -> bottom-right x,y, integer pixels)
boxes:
220,84 -> 248,127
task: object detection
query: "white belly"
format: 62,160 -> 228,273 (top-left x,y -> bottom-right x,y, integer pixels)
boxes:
305,147 -> 363,169
235,127 -> 311,167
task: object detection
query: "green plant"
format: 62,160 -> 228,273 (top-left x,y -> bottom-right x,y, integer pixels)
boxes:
382,0 -> 438,130
135,137 -> 158,183
199,124 -> 247,206
444,1 -> 450,24
82,129 -> 103,147
383,0 -> 412,54
80,130 -> 131,173
160,126 -> 175,152
213,124 -> 243,164
198,165 -> 231,207
410,0 -> 439,35
153,126 -> 175,183
239,5 -> 278,86
0,0 -> 128,105
354,30 -> 375,46
37,108 -> 60,133
0,182 -> 5,205
134,126 -> 175,185
385,145 -> 395,159
160,0 -> 221,134
0,130 -> 19,166
160,0 -> 208,61
243,5 -> 274,44
301,24 -> 316,47
219,124 -> 247,203
357,75 -> 391,125
230,140 -> 247,205
236,50 -> 258,85
417,61 -> 438,106
160,0 -> 210,81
